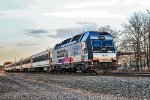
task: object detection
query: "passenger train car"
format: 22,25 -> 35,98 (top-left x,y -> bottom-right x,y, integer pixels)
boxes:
4,31 -> 117,73
5,49 -> 53,72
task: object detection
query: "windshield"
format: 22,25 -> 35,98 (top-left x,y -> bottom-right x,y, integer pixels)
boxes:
103,40 -> 113,47
92,40 -> 102,47
92,39 -> 115,53
92,40 -> 113,47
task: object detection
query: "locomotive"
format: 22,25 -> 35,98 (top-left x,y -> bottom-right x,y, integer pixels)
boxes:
4,31 -> 117,74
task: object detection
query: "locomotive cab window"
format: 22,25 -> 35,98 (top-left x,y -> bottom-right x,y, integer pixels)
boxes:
92,40 -> 102,52
103,40 -> 113,47
92,40 -> 102,47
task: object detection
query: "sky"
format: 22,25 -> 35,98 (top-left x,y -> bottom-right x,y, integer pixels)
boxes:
0,0 -> 150,65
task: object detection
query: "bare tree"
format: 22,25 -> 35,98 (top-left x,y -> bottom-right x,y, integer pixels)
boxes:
123,11 -> 150,71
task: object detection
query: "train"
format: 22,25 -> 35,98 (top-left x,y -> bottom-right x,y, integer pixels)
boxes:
4,31 -> 117,74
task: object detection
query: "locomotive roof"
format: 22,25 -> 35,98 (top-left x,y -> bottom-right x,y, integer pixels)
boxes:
54,31 -> 112,50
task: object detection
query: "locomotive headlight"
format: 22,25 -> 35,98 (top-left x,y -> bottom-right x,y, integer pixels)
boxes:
102,48 -> 106,50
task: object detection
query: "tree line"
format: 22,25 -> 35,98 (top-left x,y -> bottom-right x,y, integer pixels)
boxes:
99,10 -> 150,72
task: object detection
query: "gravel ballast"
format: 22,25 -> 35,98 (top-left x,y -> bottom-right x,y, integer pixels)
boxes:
0,72 -> 149,100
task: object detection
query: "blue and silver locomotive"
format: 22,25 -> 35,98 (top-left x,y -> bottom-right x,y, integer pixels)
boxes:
51,31 -> 117,73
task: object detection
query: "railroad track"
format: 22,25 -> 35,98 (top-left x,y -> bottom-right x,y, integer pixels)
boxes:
107,72 -> 150,77
5,71 -> 150,77
40,71 -> 150,77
